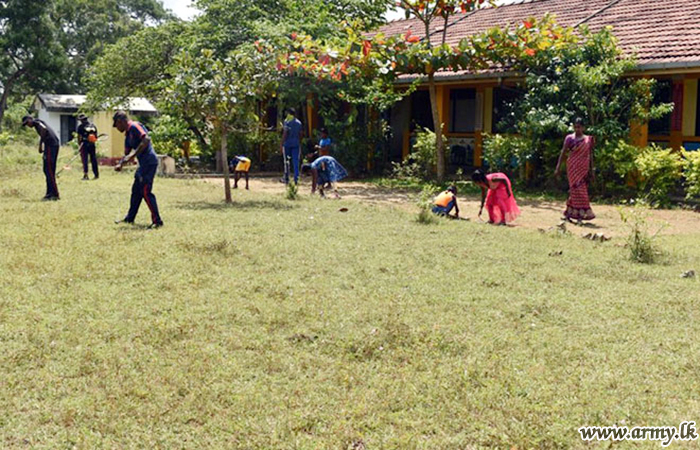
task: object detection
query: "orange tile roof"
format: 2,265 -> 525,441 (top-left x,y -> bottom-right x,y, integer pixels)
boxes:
374,0 -> 700,77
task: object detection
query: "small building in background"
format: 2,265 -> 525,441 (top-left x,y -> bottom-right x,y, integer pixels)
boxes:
33,94 -> 158,159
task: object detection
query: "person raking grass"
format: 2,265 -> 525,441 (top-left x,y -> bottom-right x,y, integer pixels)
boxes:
22,115 -> 60,201
432,186 -> 460,218
472,170 -> 520,225
113,111 -> 163,229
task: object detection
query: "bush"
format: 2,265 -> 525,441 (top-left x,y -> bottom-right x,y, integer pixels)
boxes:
285,181 -> 298,200
634,145 -> 684,206
482,134 -> 530,176
682,150 -> 700,200
619,205 -> 663,264
149,115 -> 194,158
416,185 -> 439,224
391,127 -> 437,181
316,103 -> 389,177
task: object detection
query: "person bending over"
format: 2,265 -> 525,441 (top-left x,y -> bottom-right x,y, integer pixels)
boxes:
472,170 -> 520,225
432,186 -> 460,218
302,153 -> 348,198
229,155 -> 251,190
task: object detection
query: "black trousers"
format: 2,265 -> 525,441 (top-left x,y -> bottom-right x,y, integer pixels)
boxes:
126,164 -> 162,224
43,144 -> 60,198
80,143 -> 99,177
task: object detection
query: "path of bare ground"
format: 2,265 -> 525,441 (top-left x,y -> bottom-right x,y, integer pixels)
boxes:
204,176 -> 700,238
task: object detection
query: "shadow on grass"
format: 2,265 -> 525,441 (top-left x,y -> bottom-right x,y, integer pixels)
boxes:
176,199 -> 300,211
115,224 -> 153,233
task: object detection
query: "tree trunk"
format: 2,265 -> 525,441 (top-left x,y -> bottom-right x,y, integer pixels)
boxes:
0,88 -> 9,133
221,128 -> 232,203
427,72 -> 445,181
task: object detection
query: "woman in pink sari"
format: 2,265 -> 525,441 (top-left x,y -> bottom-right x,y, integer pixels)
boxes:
472,170 -> 520,225
555,118 -> 596,223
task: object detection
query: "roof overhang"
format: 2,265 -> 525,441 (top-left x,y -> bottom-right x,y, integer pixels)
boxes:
394,60 -> 700,86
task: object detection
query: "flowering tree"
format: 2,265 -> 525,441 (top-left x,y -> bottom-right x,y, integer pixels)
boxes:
166,45 -> 279,202
277,8 -> 575,180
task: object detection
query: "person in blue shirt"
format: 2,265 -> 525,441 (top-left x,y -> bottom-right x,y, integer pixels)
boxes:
315,127 -> 332,156
281,108 -> 303,184
302,153 -> 348,199
113,111 -> 163,228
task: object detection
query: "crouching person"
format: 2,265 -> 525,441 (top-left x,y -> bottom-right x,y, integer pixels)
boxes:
432,186 -> 460,218
302,153 -> 348,198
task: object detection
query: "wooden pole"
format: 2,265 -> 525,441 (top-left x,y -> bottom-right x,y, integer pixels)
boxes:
221,127 -> 232,203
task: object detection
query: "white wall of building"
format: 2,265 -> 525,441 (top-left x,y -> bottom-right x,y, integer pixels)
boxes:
35,109 -> 62,140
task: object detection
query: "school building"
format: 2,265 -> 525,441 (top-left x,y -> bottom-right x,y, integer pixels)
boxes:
33,94 -> 158,158
372,0 -> 700,169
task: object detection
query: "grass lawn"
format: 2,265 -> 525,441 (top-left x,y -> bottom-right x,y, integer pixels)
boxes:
1,160 -> 700,449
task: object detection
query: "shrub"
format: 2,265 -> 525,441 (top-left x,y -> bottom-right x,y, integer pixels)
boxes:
391,127 -> 437,181
149,115 -> 194,158
619,205 -> 663,264
416,186 -> 439,224
682,150 -> 700,200
482,134 -> 530,176
634,145 -> 684,206
285,181 -> 298,200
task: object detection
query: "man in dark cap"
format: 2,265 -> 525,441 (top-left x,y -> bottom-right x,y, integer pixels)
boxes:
76,113 -> 99,180
112,111 -> 163,228
22,115 -> 60,200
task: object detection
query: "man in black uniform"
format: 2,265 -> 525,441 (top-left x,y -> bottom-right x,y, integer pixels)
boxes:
22,115 -> 60,200
76,114 -> 99,180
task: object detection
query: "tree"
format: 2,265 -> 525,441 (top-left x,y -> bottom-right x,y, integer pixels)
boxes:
391,0 -> 494,181
0,1 -> 65,130
86,0 -> 392,172
491,26 -> 673,191
279,13 -> 575,180
165,46 -> 279,202
53,0 -> 171,92
0,0 -> 172,131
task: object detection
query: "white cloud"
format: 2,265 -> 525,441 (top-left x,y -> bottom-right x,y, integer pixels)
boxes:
162,0 -> 198,20
385,0 -> 520,22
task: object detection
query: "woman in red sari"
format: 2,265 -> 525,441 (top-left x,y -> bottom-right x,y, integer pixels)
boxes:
555,118 -> 596,223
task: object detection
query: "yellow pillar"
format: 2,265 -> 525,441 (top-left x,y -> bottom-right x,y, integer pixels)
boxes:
306,93 -> 317,137
670,79 -> 684,151
483,87 -> 493,134
630,121 -> 649,148
683,78 -> 698,138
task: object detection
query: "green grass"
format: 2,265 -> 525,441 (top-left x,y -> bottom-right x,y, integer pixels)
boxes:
2,158 -> 700,449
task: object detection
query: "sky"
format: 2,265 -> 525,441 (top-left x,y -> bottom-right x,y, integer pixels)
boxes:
162,0 -> 198,20
162,0 -> 520,22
